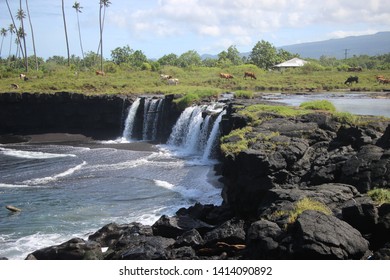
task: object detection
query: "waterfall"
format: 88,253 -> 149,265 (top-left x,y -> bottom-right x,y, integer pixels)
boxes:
143,98 -> 162,141
167,103 -> 225,161
122,97 -> 164,141
122,98 -> 226,161
122,98 -> 141,140
202,110 -> 226,161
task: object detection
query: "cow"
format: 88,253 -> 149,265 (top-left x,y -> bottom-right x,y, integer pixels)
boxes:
167,78 -> 179,85
96,70 -> 105,76
160,74 -> 172,80
219,73 -> 234,79
19,73 -> 28,81
344,76 -> 359,85
378,78 -> 390,84
244,71 -> 257,80
10,83 -> 19,89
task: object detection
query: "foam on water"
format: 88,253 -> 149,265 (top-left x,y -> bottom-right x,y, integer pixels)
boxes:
0,147 -> 76,159
21,161 -> 87,186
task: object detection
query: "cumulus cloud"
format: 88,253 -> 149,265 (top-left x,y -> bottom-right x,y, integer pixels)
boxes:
110,0 -> 390,52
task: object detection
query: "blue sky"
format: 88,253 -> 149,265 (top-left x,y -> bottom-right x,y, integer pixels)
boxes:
1,0 -> 389,60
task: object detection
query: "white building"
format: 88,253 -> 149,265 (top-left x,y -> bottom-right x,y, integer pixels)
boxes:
273,57 -> 308,70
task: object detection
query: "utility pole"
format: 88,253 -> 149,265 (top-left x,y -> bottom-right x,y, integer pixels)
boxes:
344,48 -> 351,60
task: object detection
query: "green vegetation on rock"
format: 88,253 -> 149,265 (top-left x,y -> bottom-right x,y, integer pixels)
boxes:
368,188 -> 390,206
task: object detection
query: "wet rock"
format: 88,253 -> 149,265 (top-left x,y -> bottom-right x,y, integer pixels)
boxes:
110,235 -> 175,260
88,222 -> 153,248
25,238 -> 102,260
152,215 -> 214,238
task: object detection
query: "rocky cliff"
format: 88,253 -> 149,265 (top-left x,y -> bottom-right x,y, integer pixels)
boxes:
19,97 -> 390,260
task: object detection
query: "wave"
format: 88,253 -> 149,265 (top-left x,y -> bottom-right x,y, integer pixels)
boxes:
0,147 -> 76,159
0,183 -> 33,189
153,179 -> 222,205
21,161 -> 87,186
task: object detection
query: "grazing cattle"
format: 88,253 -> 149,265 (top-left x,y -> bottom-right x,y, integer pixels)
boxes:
167,78 -> 179,85
160,74 -> 172,80
219,73 -> 234,79
244,71 -> 257,79
96,70 -> 105,76
19,73 -> 28,81
348,67 -> 362,72
10,83 -> 19,89
378,78 -> 390,84
344,76 -> 359,85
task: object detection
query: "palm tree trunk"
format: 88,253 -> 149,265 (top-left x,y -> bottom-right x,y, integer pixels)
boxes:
62,0 -> 70,66
99,3 -> 103,72
25,0 -> 38,70
5,0 -> 25,67
76,10 -> 84,60
19,0 -> 28,72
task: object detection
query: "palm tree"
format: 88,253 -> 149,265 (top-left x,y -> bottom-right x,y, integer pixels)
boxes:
5,0 -> 25,65
25,0 -> 38,70
16,3 -> 28,72
72,1 -> 85,60
8,24 -> 15,63
0,28 -> 7,59
98,0 -> 111,72
62,0 -> 70,66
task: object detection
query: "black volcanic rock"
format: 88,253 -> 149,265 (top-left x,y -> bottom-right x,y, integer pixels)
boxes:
25,238 -> 102,260
290,211 -> 370,259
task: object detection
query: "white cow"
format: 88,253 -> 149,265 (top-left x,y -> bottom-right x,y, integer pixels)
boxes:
167,78 -> 179,85
160,74 -> 172,80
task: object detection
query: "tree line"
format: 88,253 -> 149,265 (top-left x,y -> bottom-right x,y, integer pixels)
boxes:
0,0 -> 111,73
1,1 -> 389,73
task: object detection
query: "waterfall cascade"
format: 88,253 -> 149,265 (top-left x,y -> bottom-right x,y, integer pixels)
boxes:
167,103 -> 226,160
122,97 -> 226,161
122,97 -> 164,141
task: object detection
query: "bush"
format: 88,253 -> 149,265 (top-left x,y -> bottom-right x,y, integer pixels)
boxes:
299,100 -> 336,112
368,188 -> 390,206
234,90 -> 254,99
288,197 -> 332,224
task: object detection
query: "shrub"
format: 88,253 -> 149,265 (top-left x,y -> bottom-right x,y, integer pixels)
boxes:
299,100 -> 336,112
333,112 -> 360,125
220,127 -> 253,157
272,197 -> 332,227
234,90 -> 254,99
368,188 -> 390,206
288,197 -> 332,224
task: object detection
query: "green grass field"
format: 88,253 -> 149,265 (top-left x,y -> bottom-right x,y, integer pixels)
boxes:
1,65 -> 390,96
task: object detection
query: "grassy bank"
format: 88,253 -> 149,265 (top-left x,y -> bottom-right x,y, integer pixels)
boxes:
1,65 -> 390,96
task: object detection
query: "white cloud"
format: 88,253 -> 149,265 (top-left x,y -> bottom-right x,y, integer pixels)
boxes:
109,0 -> 390,53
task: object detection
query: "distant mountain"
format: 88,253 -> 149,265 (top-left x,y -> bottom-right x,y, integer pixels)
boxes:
279,32 -> 390,59
201,32 -> 390,60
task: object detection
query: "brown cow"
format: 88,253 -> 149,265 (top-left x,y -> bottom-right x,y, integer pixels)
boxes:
96,70 -> 105,76
378,78 -> 390,84
219,73 -> 234,79
244,72 -> 257,79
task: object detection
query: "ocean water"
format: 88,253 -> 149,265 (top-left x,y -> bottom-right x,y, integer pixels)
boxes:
0,141 -> 223,260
